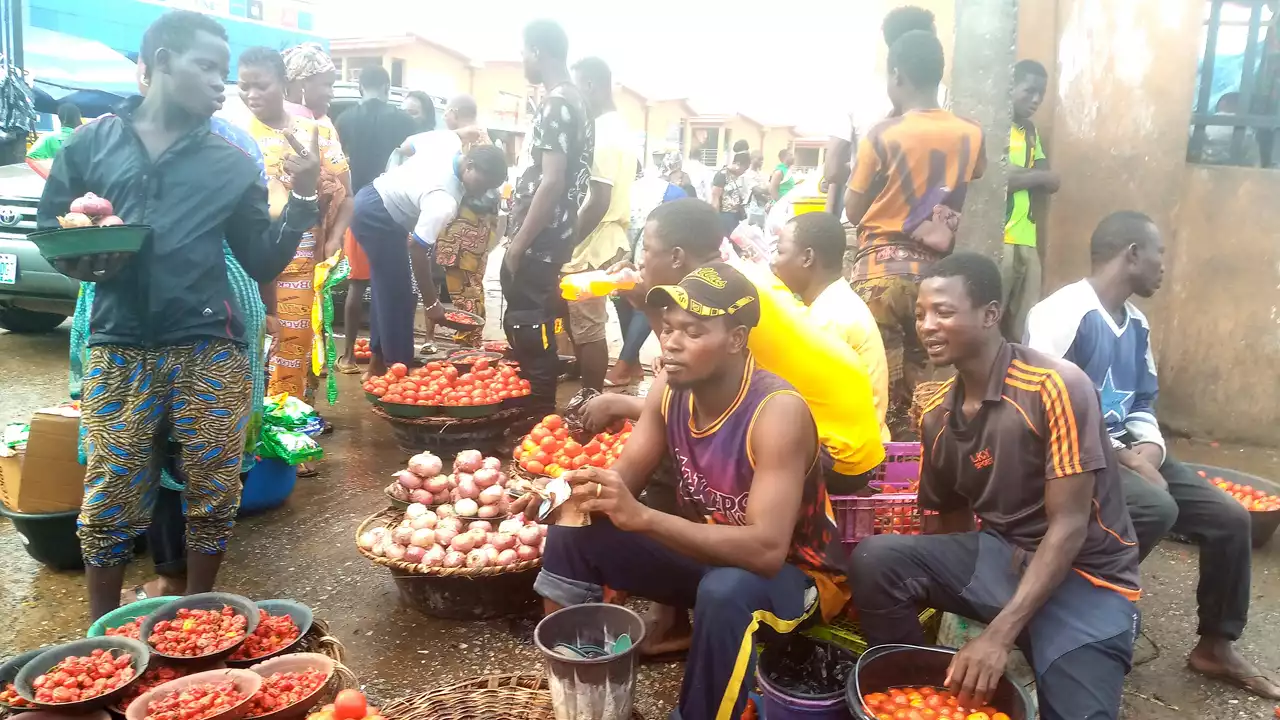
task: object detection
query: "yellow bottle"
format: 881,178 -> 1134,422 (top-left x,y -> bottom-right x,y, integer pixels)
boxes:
560,268 -> 640,301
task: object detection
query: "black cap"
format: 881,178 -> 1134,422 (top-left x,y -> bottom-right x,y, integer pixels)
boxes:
645,262 -> 760,328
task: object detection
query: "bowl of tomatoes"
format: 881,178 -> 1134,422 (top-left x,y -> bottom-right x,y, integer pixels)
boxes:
447,350 -> 502,375
514,415 -> 631,478
1189,464 -> 1280,548
439,309 -> 483,331
226,601 -> 313,668
243,653 -> 334,720
87,595 -> 182,639
140,593 -> 260,667
0,648 -> 43,711
14,637 -> 150,712
352,338 -> 372,364
847,644 -> 1031,720
125,668 -> 262,720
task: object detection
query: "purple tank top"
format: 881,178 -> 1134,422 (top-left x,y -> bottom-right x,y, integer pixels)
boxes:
661,357 -> 844,577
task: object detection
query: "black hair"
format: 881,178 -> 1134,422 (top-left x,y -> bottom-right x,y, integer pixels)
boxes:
571,56 -> 611,87
923,252 -> 1002,308
732,139 -> 750,153
466,144 -> 509,182
405,91 -> 436,130
238,46 -> 287,84
524,19 -> 569,62
140,9 -> 227,80
359,65 -> 391,90
1014,59 -> 1048,84
778,147 -> 792,160
56,103 -> 82,128
1090,211 -> 1157,265
889,30 -> 945,90
448,94 -> 478,122
787,212 -> 846,271
647,198 -> 722,258
732,151 -> 750,167
882,6 -> 936,46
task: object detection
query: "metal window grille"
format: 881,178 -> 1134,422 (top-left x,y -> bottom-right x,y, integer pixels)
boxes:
1189,0 -> 1280,167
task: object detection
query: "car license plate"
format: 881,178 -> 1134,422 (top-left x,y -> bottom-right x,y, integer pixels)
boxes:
0,253 -> 15,285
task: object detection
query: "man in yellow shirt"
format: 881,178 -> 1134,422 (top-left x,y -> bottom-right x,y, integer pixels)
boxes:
564,56 -> 636,390
773,212 -> 891,448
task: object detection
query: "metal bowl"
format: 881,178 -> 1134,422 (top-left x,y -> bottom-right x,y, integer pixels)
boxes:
139,593 -> 260,667
225,600 -> 314,668
15,636 -> 151,713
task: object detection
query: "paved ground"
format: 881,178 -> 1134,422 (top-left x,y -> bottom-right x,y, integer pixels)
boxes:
3,319 -> 1280,719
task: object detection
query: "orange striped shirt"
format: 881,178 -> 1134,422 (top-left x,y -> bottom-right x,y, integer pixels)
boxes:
918,343 -> 1141,601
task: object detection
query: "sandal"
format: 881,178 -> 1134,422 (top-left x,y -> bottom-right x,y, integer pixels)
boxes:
120,585 -> 149,605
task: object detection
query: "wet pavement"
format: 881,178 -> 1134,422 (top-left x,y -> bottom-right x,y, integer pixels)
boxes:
4,322 -> 1280,719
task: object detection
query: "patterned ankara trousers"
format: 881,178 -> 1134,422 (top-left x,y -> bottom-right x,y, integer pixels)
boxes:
78,340 -> 251,567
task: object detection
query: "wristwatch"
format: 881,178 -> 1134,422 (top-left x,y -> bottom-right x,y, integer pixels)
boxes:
291,190 -> 319,203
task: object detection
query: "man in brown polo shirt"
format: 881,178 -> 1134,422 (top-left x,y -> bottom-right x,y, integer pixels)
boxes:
850,253 -> 1140,720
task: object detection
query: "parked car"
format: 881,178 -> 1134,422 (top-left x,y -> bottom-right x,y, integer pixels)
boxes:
0,162 -> 78,332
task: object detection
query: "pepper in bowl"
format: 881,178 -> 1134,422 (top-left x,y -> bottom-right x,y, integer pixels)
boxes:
228,610 -> 301,662
244,669 -> 328,718
149,607 -> 248,658
31,649 -> 137,704
144,680 -> 248,720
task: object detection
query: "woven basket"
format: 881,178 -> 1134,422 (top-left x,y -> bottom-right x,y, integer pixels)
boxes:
380,673 -> 645,720
356,509 -> 542,578
372,406 -> 534,456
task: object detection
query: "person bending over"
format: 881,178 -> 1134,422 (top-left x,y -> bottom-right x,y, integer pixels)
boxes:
1026,211 -> 1280,699
852,252 -> 1140,720
528,263 -> 849,720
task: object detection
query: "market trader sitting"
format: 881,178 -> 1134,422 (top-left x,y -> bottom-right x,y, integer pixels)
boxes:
851,253 -> 1141,720
527,263 -> 850,720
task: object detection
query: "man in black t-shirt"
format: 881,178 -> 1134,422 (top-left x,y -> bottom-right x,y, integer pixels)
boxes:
503,18 -> 594,411
334,65 -> 418,372
850,253 -> 1140,720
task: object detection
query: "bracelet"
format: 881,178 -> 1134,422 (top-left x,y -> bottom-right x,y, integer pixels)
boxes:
425,299 -> 442,311
291,190 -> 318,202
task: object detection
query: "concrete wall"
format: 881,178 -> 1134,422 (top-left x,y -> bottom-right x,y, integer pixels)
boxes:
761,127 -> 798,169
470,62 -> 529,127
645,100 -> 692,156
389,42 -> 472,98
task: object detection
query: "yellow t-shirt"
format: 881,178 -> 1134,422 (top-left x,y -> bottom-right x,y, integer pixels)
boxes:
248,115 -> 349,218
1004,124 -> 1045,247
565,111 -> 635,273
808,279 -> 891,442
728,256 -> 886,475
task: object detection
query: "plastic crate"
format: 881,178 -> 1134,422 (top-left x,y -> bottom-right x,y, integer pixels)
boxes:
831,492 -> 922,546
867,441 -> 922,491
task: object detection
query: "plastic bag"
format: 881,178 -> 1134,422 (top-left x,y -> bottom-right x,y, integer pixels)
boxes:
312,249 -> 349,406
262,393 -> 317,430
258,427 -> 323,465
729,221 -> 771,267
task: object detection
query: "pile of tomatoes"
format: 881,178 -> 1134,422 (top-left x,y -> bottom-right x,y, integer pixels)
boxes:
144,680 -> 246,720
245,669 -> 328,718
874,503 -> 922,536
353,338 -> 372,362
1201,471 -> 1280,512
105,617 -> 143,640
148,606 -> 248,658
31,649 -> 136,704
0,683 -> 31,707
861,687 -> 1009,720
115,667 -> 188,713
363,359 -> 531,408
228,610 -> 301,662
514,415 -> 631,477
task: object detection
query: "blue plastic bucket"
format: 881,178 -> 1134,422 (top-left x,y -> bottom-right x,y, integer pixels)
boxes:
757,636 -> 856,719
239,458 -> 297,515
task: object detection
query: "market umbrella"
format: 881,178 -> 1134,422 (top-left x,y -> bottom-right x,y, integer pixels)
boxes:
21,26 -> 137,115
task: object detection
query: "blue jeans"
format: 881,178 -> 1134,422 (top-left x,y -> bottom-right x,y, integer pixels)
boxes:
613,297 -> 652,365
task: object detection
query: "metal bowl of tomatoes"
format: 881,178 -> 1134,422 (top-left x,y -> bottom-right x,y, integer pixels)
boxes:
225,600 -> 314,668
14,636 -> 151,713
0,648 -> 43,711
242,653 -> 334,720
846,644 -> 1031,720
140,593 -> 261,667
124,667 -> 262,720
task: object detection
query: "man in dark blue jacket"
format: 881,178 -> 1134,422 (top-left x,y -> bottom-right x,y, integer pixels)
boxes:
36,9 -> 320,620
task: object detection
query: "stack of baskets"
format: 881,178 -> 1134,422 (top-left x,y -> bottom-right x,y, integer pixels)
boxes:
379,673 -> 646,720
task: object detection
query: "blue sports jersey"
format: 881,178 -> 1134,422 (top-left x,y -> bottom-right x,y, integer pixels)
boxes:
1025,279 -> 1164,456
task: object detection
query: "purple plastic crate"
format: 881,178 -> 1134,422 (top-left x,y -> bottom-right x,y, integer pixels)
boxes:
831,492 -> 921,546
868,441 -> 922,490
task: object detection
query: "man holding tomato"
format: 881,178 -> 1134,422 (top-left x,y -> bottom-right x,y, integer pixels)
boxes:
527,263 -> 850,720
850,253 -> 1140,719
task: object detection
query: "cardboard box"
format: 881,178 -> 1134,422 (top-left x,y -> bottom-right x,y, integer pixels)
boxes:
0,409 -> 84,513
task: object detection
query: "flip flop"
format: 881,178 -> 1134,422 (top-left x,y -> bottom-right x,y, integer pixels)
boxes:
336,362 -> 361,375
120,585 -> 149,605
1188,661 -> 1280,700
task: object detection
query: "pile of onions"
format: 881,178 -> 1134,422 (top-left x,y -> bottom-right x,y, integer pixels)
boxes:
385,451 -> 445,505
359,506 -> 547,570
386,449 -> 514,519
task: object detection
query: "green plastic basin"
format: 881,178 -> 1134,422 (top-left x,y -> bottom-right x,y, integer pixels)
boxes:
27,225 -> 150,261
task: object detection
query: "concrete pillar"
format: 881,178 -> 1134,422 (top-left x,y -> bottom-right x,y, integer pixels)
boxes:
949,0 -> 1018,259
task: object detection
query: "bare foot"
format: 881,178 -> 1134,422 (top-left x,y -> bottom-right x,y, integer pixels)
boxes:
1188,637 -> 1280,700
639,604 -> 692,661
121,576 -> 184,605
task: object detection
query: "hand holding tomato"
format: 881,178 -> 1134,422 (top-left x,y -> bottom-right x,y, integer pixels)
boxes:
569,467 -> 649,532
945,629 -> 1012,710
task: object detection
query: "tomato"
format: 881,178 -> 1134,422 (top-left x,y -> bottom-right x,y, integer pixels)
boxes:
562,441 -> 584,458
538,436 -> 559,451
389,363 -> 407,378
571,455 -> 589,469
546,463 -> 563,477
332,690 -> 368,720
526,461 -> 545,475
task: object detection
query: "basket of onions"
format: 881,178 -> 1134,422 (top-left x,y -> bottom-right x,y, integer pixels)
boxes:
384,450 -> 514,521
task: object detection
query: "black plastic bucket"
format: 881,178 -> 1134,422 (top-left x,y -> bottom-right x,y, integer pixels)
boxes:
533,603 -> 645,720
1184,463 -> 1280,548
846,644 -> 1033,720
0,506 -> 83,570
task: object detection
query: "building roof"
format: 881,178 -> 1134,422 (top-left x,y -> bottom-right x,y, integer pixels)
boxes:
329,34 -> 476,66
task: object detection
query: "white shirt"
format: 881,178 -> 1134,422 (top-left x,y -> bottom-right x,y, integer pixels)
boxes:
373,131 -> 464,246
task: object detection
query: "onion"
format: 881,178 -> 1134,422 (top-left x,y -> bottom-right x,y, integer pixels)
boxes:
436,504 -> 456,518
482,456 -> 503,470
95,215 -> 124,227
517,525 -> 542,546
468,520 -> 493,533
410,512 -> 437,530
435,528 -> 458,547
443,551 -> 466,568
371,542 -> 385,557
516,544 -> 540,561
490,532 -> 516,551
423,545 -> 446,567
384,543 -> 407,561
60,212 -> 93,228
456,474 -> 479,500
477,505 -> 499,519
394,470 -> 422,490
484,546 -> 499,563
392,526 -> 414,546
498,519 -> 524,535
369,527 -> 388,541
411,528 -> 436,547
357,531 -> 378,550
496,472 -> 509,489
436,517 -> 463,533
454,449 -> 483,473
496,549 -> 518,566
455,498 -> 479,517
404,545 -> 427,564
408,452 -> 443,477
410,489 -> 434,505
450,533 -> 476,553
72,193 -> 112,216
478,484 -> 505,506
388,483 -> 410,501
406,502 -> 428,519
538,523 -> 548,537
425,475 -> 451,494
466,549 -> 489,568
473,468 -> 500,488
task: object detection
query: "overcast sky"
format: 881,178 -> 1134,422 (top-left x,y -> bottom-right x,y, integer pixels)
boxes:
314,0 -> 896,135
